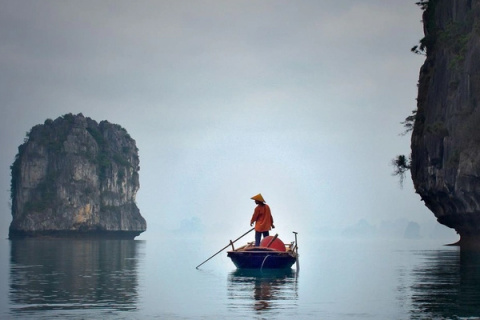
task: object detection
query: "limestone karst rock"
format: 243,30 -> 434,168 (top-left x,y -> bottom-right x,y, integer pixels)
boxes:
411,0 -> 480,244
9,113 -> 146,239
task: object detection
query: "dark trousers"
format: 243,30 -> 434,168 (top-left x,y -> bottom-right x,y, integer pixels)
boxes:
255,231 -> 270,246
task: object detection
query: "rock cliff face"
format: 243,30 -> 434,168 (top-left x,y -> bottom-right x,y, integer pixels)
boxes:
411,0 -> 480,244
9,113 -> 146,239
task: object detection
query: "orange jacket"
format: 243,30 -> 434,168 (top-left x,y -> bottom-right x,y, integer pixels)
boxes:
250,204 -> 273,232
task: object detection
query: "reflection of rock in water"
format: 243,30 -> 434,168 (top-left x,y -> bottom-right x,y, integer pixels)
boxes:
227,269 -> 298,316
408,248 -> 480,318
9,239 -> 143,314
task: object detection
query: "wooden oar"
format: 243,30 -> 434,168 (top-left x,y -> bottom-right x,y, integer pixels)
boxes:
196,227 -> 255,269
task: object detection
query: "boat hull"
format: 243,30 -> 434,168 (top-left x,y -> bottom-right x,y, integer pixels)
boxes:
227,249 -> 297,269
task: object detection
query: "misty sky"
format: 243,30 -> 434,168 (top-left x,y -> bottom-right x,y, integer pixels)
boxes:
0,1 -> 457,241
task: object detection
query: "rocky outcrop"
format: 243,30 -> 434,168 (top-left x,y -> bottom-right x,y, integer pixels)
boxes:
411,0 -> 480,244
9,113 -> 146,239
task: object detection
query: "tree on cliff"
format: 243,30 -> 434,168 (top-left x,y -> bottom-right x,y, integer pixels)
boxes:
391,0 -> 434,185
391,155 -> 411,187
411,0 -> 438,55
391,110 -> 415,186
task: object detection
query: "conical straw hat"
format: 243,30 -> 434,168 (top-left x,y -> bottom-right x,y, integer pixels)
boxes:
250,193 -> 265,203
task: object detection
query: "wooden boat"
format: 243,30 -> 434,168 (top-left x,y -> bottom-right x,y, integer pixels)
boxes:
227,233 -> 299,269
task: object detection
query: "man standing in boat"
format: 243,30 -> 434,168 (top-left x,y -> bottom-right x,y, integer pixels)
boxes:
250,193 -> 275,246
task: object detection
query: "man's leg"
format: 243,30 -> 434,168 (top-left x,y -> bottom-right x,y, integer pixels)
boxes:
255,231 -> 261,246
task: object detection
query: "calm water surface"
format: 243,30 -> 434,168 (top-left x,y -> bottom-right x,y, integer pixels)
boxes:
1,235 -> 480,319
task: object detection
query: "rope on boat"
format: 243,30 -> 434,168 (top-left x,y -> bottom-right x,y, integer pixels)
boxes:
260,255 -> 271,270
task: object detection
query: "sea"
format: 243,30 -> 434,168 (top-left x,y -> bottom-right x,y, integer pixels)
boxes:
1,234 -> 480,320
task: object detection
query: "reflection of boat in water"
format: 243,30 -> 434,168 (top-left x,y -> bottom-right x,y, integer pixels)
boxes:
228,268 -> 298,312
227,234 -> 298,269
230,268 -> 296,278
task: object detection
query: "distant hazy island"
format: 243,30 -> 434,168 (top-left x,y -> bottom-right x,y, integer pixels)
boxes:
9,113 -> 146,239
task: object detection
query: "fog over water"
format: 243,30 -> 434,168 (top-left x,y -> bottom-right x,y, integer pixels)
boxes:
0,1 -> 458,242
